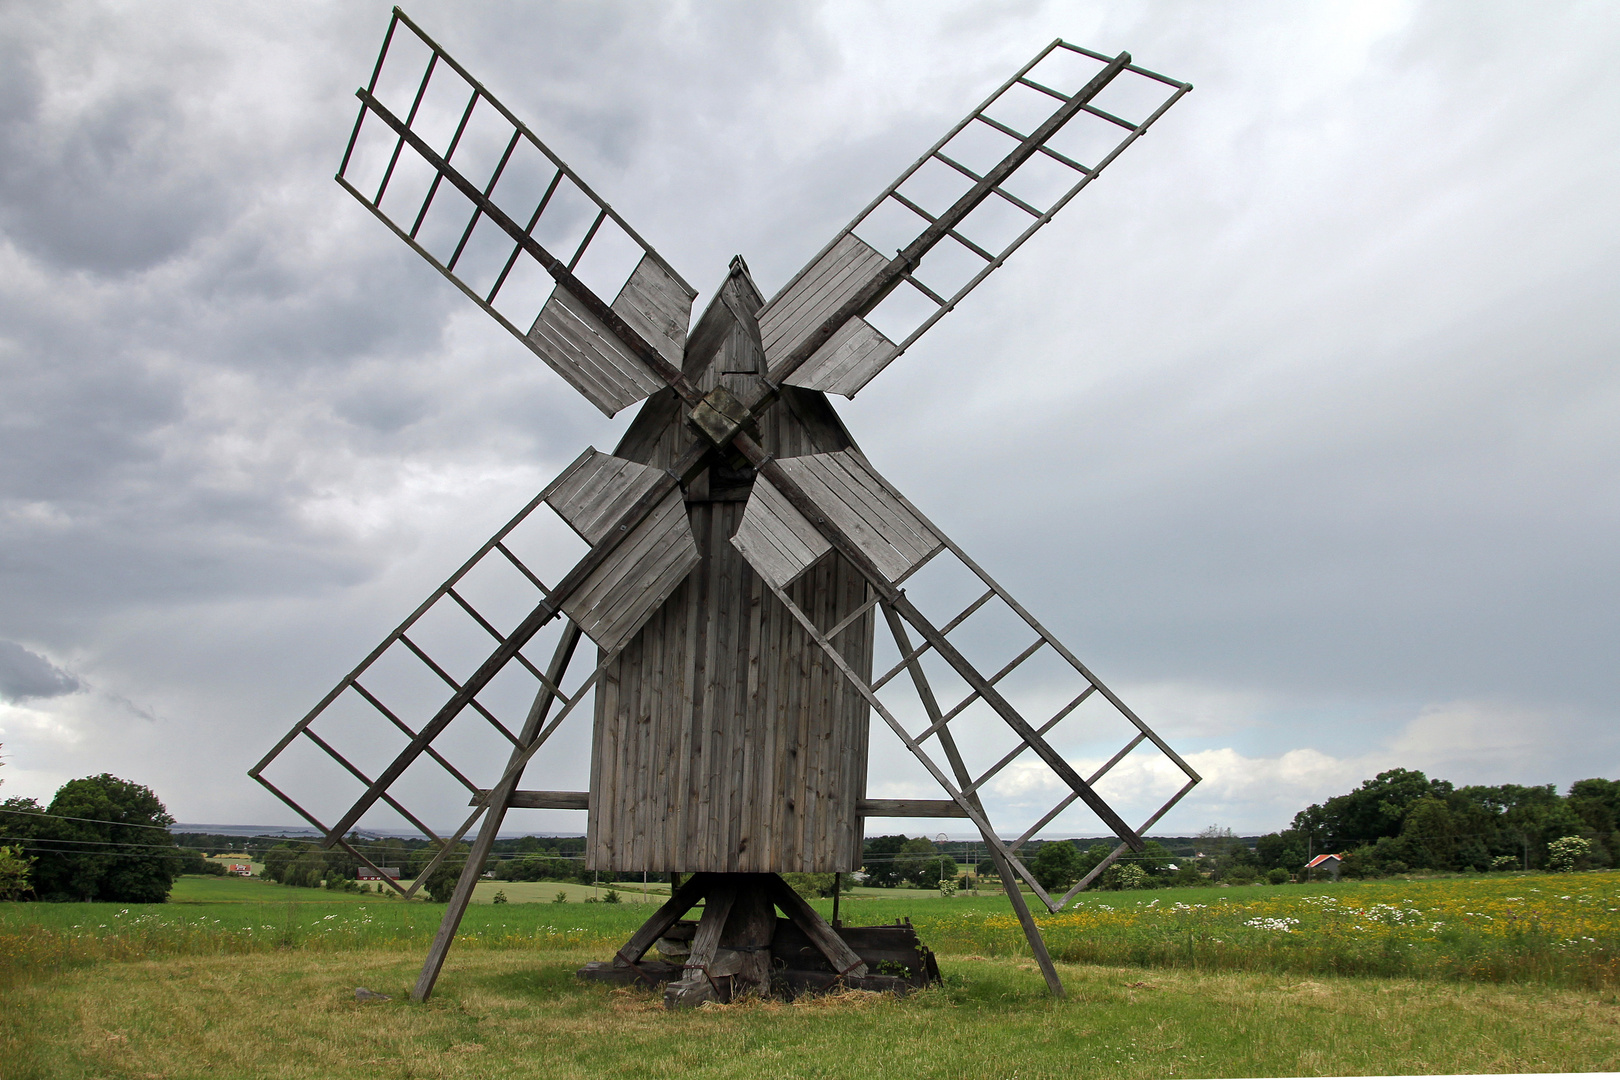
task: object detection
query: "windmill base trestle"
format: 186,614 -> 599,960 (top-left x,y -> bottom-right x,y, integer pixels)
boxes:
576,872 -> 939,1008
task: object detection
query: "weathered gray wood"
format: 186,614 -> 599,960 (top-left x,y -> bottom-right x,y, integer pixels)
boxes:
476,789 -> 589,810
542,449 -> 662,545
783,316 -> 898,398
757,234 -> 889,366
733,449 -> 941,589
664,879 -> 735,1008
561,488 -> 701,651
720,877 -> 775,998
610,253 -> 696,368
731,475 -> 830,589
855,798 -> 968,818
614,871 -> 711,965
528,286 -> 665,415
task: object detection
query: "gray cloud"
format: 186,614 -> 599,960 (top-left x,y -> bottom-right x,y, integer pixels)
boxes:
0,1 -> 1616,833
0,641 -> 82,702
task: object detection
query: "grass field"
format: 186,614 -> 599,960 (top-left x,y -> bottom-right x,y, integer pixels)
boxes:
2,871 -> 1616,1078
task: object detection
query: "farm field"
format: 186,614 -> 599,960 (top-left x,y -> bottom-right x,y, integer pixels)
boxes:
2,871 -> 1616,1078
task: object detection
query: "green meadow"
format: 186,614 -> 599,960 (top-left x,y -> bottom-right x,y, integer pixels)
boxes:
2,871 -> 1617,1079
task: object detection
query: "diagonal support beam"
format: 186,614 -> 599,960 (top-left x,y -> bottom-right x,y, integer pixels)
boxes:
881,604 -> 1064,997
412,620 -> 582,1002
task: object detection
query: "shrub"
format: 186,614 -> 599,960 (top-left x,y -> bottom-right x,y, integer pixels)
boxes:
1547,836 -> 1592,874
0,844 -> 34,900
603,888 -> 621,904
1267,867 -> 1291,885
492,890 -> 508,904
553,891 -> 568,904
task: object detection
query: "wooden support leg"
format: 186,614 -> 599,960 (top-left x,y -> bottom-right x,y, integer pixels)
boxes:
766,873 -> 867,977
985,844 -> 1065,997
665,879 -> 736,1009
719,874 -> 776,1000
412,623 -> 581,1003
612,872 -> 710,966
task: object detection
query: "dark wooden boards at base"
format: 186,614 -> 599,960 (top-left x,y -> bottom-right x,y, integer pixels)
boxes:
578,919 -> 938,1001
578,870 -> 936,1008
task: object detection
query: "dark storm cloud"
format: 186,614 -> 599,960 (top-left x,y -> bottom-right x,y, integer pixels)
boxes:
0,641 -> 82,702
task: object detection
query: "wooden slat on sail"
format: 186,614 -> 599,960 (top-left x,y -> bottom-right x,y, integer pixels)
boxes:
561,488 -> 699,651
782,316 -> 897,399
610,254 -> 694,369
732,450 -> 942,588
543,448 -> 662,544
756,234 -> 890,371
528,288 -> 668,417
731,472 -> 831,589
544,448 -> 701,650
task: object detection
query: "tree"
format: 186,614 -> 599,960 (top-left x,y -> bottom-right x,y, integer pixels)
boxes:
1293,769 -> 1451,851
1135,840 -> 1175,880
1568,778 -> 1619,863
1546,835 -> 1592,874
1197,826 -> 1257,881
1030,840 -> 1083,890
861,834 -> 911,888
891,837 -> 950,887
1396,797 -> 1462,870
1256,830 -> 1309,873
27,774 -> 181,903
174,848 -> 226,876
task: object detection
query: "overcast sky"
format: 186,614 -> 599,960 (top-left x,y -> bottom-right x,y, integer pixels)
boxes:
2,1 -> 1616,841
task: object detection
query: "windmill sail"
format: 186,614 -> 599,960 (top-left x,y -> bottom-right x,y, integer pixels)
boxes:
542,449 -> 702,652
730,449 -> 1200,911
758,41 -> 1191,397
337,9 -> 696,415
732,449 -> 941,589
248,448 -> 701,867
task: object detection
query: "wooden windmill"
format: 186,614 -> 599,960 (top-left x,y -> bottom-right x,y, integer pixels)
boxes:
251,8 -> 1200,1006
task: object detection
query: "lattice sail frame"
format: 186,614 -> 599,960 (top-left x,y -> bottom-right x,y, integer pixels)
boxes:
337,9 -> 698,416
757,40 -> 1191,397
729,452 -> 1200,912
253,11 -> 1202,909
246,446 -> 694,899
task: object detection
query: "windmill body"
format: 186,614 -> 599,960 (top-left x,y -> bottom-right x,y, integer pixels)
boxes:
588,261 -> 872,874
252,8 -> 1204,1007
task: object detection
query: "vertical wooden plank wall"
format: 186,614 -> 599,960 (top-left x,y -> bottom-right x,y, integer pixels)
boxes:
586,261 -> 874,873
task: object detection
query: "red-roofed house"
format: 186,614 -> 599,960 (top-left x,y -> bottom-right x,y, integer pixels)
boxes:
1306,853 -> 1345,881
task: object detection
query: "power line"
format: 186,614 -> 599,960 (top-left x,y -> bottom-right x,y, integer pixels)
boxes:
0,806 -> 176,833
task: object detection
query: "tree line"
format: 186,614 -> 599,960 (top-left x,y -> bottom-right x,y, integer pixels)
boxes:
1012,769 -> 1620,891
4,764 -> 1614,903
